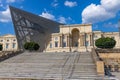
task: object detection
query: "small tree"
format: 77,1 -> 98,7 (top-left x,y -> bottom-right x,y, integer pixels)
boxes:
95,37 -> 116,49
24,42 -> 40,51
0,44 -> 3,51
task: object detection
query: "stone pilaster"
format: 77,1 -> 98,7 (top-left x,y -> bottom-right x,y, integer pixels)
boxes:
80,34 -> 85,46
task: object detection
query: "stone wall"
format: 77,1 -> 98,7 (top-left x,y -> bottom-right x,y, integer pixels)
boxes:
96,49 -> 120,72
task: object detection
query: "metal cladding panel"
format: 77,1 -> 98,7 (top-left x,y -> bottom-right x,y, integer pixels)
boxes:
9,6 -> 63,52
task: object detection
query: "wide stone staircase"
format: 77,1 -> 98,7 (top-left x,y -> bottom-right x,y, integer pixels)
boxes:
65,52 -> 99,80
0,51 -> 111,80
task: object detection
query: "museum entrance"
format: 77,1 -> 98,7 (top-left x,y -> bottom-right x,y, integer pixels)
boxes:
71,28 -> 79,47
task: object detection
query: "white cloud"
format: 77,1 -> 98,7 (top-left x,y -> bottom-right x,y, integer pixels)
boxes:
58,16 -> 66,23
58,16 -> 73,24
101,0 -> 120,12
82,4 -> 115,23
51,0 -> 58,7
40,12 -> 55,20
0,7 -> 11,22
52,3 -> 58,7
82,0 -> 120,23
6,0 -> 15,3
64,1 -> 77,7
6,0 -> 24,3
0,0 -> 24,8
103,22 -> 118,28
40,9 -> 73,24
0,0 -> 24,23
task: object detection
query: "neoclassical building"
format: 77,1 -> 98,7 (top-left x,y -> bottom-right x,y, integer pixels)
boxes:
0,34 -> 18,51
45,24 -> 120,52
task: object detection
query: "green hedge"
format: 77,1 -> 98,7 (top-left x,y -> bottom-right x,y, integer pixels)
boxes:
95,37 -> 116,49
24,42 -> 40,51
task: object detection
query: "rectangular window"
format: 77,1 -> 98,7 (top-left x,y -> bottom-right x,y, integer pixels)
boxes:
0,40 -> 3,42
7,40 -> 9,42
85,34 -> 88,38
13,39 -> 16,41
13,43 -> 16,48
55,41 -> 58,47
85,41 -> 89,46
50,43 -> 52,48
63,42 -> 66,47
63,35 -> 65,40
6,43 -> 9,49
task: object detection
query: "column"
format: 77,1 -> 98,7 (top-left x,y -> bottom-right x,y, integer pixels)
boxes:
90,34 -> 92,46
84,34 -> 86,46
79,35 -> 81,47
67,35 -> 69,47
59,35 -> 62,47
52,37 -> 54,48
80,34 -> 84,46
69,34 -> 72,47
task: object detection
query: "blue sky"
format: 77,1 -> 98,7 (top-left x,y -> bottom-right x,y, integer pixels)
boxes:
0,0 -> 120,35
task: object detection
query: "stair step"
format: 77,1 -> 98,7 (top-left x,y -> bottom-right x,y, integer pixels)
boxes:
0,52 -> 99,79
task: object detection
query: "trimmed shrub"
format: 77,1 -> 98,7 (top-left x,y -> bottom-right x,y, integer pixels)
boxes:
0,44 -> 3,51
24,42 -> 29,50
24,42 -> 40,51
34,43 -> 40,50
95,37 -> 116,49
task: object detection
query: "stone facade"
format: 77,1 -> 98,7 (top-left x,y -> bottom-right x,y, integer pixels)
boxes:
0,34 -> 18,51
98,52 -> 120,72
45,24 -> 120,52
